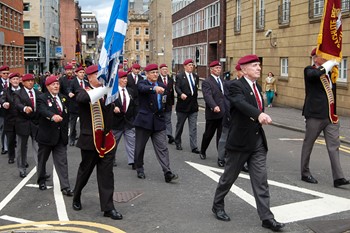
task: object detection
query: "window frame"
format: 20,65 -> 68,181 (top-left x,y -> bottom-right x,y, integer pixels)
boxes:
280,57 -> 289,77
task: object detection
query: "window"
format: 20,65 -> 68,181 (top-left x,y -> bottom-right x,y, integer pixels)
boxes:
338,58 -> 348,82
4,8 -> 8,27
313,0 -> 324,16
279,0 -> 290,25
342,0 -> 350,11
257,0 -> 265,29
135,27 -> 140,35
145,27 -> 149,35
23,20 -> 30,29
9,10 -> 12,29
24,3 -> 30,11
235,0 -> 241,32
135,40 -> 140,50
280,58 -> 288,77
145,41 -> 149,50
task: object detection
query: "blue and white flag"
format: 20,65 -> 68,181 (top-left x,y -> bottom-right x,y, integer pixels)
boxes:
98,0 -> 128,105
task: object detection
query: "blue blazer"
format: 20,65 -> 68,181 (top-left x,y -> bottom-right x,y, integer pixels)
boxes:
133,79 -> 166,131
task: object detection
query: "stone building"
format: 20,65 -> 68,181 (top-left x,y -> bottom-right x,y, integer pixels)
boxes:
227,0 -> 349,115
81,11 -> 99,66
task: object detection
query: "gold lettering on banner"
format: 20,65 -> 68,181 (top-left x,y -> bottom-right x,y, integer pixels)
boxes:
329,5 -> 342,49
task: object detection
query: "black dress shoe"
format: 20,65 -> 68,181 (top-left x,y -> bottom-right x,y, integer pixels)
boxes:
241,164 -> 249,173
129,163 -> 136,170
334,178 -> 350,188
212,208 -> 231,221
1,150 -> 8,154
168,136 -> 175,144
69,141 -> 75,146
8,159 -> 14,164
199,153 -> 206,160
165,172 -> 178,183
301,175 -> 318,184
19,172 -> 27,178
113,160 -> 117,167
39,183 -> 47,190
217,159 -> 225,167
176,144 -> 183,150
137,172 -> 146,179
192,148 -> 200,154
62,188 -> 74,196
72,200 -> 82,211
262,218 -> 285,232
25,163 -> 29,168
104,209 -> 123,220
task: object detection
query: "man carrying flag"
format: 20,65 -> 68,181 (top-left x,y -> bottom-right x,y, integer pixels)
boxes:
300,0 -> 350,188
72,0 -> 129,219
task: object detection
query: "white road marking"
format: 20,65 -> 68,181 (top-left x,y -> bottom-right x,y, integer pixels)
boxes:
52,166 -> 69,221
25,184 -> 53,189
0,215 -> 52,227
187,161 -> 350,223
0,167 -> 36,212
279,138 -> 304,141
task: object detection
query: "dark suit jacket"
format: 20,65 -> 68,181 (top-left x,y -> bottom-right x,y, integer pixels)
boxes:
112,87 -> 137,130
158,74 -> 174,112
126,73 -> 143,104
175,71 -> 199,113
225,77 -> 267,152
302,65 -> 332,119
0,85 -> 19,132
67,77 -> 89,114
13,88 -> 41,136
0,78 -> 9,117
133,80 -> 166,131
202,75 -> 226,120
75,86 -> 114,151
36,93 -> 69,146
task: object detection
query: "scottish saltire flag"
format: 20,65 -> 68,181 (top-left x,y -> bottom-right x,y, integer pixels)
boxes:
98,0 -> 128,104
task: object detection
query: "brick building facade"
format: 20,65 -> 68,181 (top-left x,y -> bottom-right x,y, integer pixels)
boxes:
0,0 -> 24,74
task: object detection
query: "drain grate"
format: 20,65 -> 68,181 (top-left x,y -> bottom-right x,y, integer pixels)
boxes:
113,191 -> 143,203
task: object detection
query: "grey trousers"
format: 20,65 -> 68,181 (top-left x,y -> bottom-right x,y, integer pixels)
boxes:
213,136 -> 274,221
174,111 -> 198,150
217,126 -> 229,161
301,117 -> 344,180
112,128 -> 135,164
16,134 -> 38,173
164,110 -> 173,137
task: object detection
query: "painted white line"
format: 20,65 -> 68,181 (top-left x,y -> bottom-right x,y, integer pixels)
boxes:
25,184 -> 53,189
0,167 -> 36,212
187,161 -> 350,223
0,215 -> 52,227
279,138 -> 304,141
52,166 -> 69,221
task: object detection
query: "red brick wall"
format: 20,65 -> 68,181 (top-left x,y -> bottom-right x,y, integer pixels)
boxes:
0,0 -> 25,74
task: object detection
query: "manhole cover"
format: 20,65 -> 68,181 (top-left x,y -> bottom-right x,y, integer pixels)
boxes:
113,191 -> 143,203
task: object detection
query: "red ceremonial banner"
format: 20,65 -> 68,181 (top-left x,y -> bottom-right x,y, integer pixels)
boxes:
316,0 -> 342,62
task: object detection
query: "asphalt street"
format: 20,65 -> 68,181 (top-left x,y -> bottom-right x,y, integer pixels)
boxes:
0,108 -> 350,233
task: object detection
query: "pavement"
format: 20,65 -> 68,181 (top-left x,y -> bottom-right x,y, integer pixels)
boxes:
197,91 -> 350,145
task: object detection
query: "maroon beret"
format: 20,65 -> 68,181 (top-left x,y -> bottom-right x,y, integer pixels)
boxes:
0,65 -> 9,72
9,73 -> 20,79
235,64 -> 241,71
311,47 -> 317,56
118,71 -> 128,78
144,63 -> 158,72
45,75 -> 59,86
159,63 -> 168,69
22,74 -> 35,81
183,59 -> 194,66
132,63 -> 141,69
64,64 -> 73,70
75,66 -> 84,72
238,55 -> 260,65
209,60 -> 221,67
85,65 -> 98,75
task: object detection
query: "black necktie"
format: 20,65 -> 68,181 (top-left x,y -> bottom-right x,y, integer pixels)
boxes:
216,78 -> 222,92
189,74 -> 195,90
